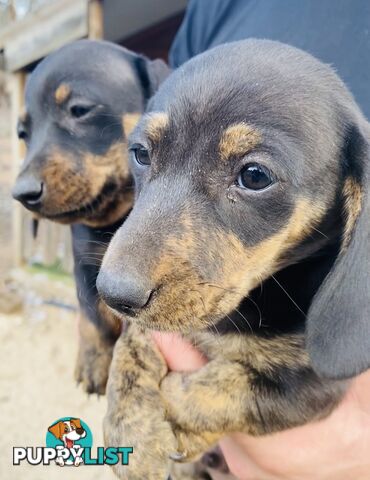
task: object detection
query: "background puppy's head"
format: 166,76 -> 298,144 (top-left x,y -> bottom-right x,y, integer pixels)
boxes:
12,40 -> 169,226
97,40 -> 370,378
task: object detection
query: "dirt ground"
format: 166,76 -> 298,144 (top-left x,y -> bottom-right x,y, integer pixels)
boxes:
0,273 -> 116,480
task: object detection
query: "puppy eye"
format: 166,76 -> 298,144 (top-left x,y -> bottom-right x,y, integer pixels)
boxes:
131,144 -> 151,166
17,129 -> 28,141
237,163 -> 273,190
69,104 -> 94,119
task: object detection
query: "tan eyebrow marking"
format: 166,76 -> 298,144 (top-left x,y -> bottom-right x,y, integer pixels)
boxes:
19,109 -> 28,123
122,112 -> 141,137
219,123 -> 261,161
145,112 -> 169,143
54,83 -> 71,104
342,177 -> 363,251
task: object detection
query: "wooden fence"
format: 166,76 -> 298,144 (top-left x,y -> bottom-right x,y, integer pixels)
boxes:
1,0 -> 103,274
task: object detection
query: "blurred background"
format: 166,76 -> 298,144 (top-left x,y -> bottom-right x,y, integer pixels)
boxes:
0,1 -> 186,478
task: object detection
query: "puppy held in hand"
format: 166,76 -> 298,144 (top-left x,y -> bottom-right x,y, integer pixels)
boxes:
12,39 -> 169,394
97,39 -> 370,479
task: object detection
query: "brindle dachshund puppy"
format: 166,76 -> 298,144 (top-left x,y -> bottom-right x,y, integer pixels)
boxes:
96,39 -> 370,479
12,39 -> 169,395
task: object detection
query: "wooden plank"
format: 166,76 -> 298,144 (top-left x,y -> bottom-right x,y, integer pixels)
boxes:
88,0 -> 104,40
1,0 -> 89,72
60,227 -> 74,274
9,70 -> 26,267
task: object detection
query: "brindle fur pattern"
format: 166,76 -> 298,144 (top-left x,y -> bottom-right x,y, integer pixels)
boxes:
106,327 -> 345,478
104,324 -> 176,480
13,40 -> 170,394
97,40 -> 370,478
106,325 -> 226,480
34,143 -> 133,226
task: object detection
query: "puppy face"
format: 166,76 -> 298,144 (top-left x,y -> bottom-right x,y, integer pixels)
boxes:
13,41 -> 168,227
98,40 -> 365,334
48,418 -> 86,446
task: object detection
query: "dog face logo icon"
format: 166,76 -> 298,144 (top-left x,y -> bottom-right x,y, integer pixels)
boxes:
48,418 -> 86,449
46,417 -> 92,466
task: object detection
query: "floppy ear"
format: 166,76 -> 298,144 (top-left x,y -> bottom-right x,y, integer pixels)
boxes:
307,121 -> 370,379
70,418 -> 82,429
134,56 -> 171,101
48,421 -> 63,439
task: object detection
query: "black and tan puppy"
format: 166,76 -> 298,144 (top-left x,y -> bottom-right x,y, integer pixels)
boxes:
12,39 -> 169,394
96,39 -> 370,479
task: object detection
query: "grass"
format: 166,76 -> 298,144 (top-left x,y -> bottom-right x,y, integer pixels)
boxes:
26,261 -> 74,286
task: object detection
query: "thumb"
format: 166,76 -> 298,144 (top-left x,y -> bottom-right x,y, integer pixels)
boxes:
152,331 -> 207,372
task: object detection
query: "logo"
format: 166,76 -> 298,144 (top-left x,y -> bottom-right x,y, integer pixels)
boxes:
13,417 -> 133,467
46,417 -> 92,466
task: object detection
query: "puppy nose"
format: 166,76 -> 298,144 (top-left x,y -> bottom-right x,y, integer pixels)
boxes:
96,269 -> 154,313
12,176 -> 44,206
76,428 -> 84,435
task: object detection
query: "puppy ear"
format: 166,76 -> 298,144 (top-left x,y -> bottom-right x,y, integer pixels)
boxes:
134,56 -> 170,101
48,421 -> 63,439
70,418 -> 82,429
307,121 -> 370,379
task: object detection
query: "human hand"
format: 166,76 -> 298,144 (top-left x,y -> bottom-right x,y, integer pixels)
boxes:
152,332 -> 370,480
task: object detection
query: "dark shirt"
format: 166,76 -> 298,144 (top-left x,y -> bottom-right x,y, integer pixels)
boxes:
170,0 -> 370,118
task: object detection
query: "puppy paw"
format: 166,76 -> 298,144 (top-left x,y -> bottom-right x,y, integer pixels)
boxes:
74,456 -> 84,467
104,407 -> 177,479
170,429 -> 202,463
55,457 -> 65,467
161,372 -> 194,429
74,342 -> 113,395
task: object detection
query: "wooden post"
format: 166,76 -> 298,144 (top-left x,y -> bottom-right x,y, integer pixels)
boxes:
9,70 -> 26,267
88,0 -> 104,40
4,0 -> 101,269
